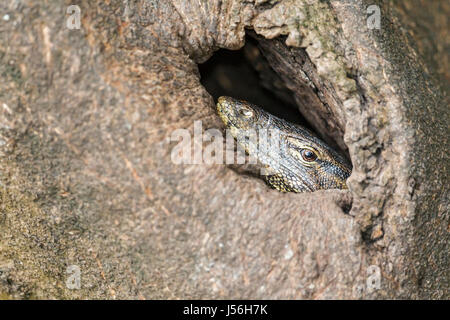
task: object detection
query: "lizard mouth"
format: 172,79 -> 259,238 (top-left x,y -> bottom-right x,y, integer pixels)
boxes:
216,98 -> 234,128
216,97 -> 248,130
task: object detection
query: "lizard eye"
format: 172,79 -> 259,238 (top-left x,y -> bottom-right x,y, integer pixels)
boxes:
301,149 -> 318,162
238,107 -> 254,118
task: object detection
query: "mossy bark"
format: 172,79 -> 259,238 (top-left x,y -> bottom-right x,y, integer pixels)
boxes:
0,0 -> 447,299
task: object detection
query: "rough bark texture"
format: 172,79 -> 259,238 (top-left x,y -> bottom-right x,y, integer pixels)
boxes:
0,0 -> 448,299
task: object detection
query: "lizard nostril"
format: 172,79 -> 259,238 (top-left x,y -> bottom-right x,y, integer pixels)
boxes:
239,108 -> 254,117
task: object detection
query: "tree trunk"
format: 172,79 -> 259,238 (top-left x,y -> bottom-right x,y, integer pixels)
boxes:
0,0 -> 448,299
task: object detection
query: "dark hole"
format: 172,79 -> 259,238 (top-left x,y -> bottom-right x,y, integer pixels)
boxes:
199,35 -> 352,167
198,36 -> 312,130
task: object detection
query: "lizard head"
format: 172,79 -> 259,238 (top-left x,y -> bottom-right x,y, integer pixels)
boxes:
217,96 -> 352,192
217,96 -> 264,131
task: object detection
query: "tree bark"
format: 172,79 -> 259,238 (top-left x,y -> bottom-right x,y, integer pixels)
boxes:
0,0 -> 448,299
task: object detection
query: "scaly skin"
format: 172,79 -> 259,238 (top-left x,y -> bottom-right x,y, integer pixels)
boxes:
217,96 -> 352,192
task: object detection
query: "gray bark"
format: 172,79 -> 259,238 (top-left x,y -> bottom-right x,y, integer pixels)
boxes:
0,0 -> 448,299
